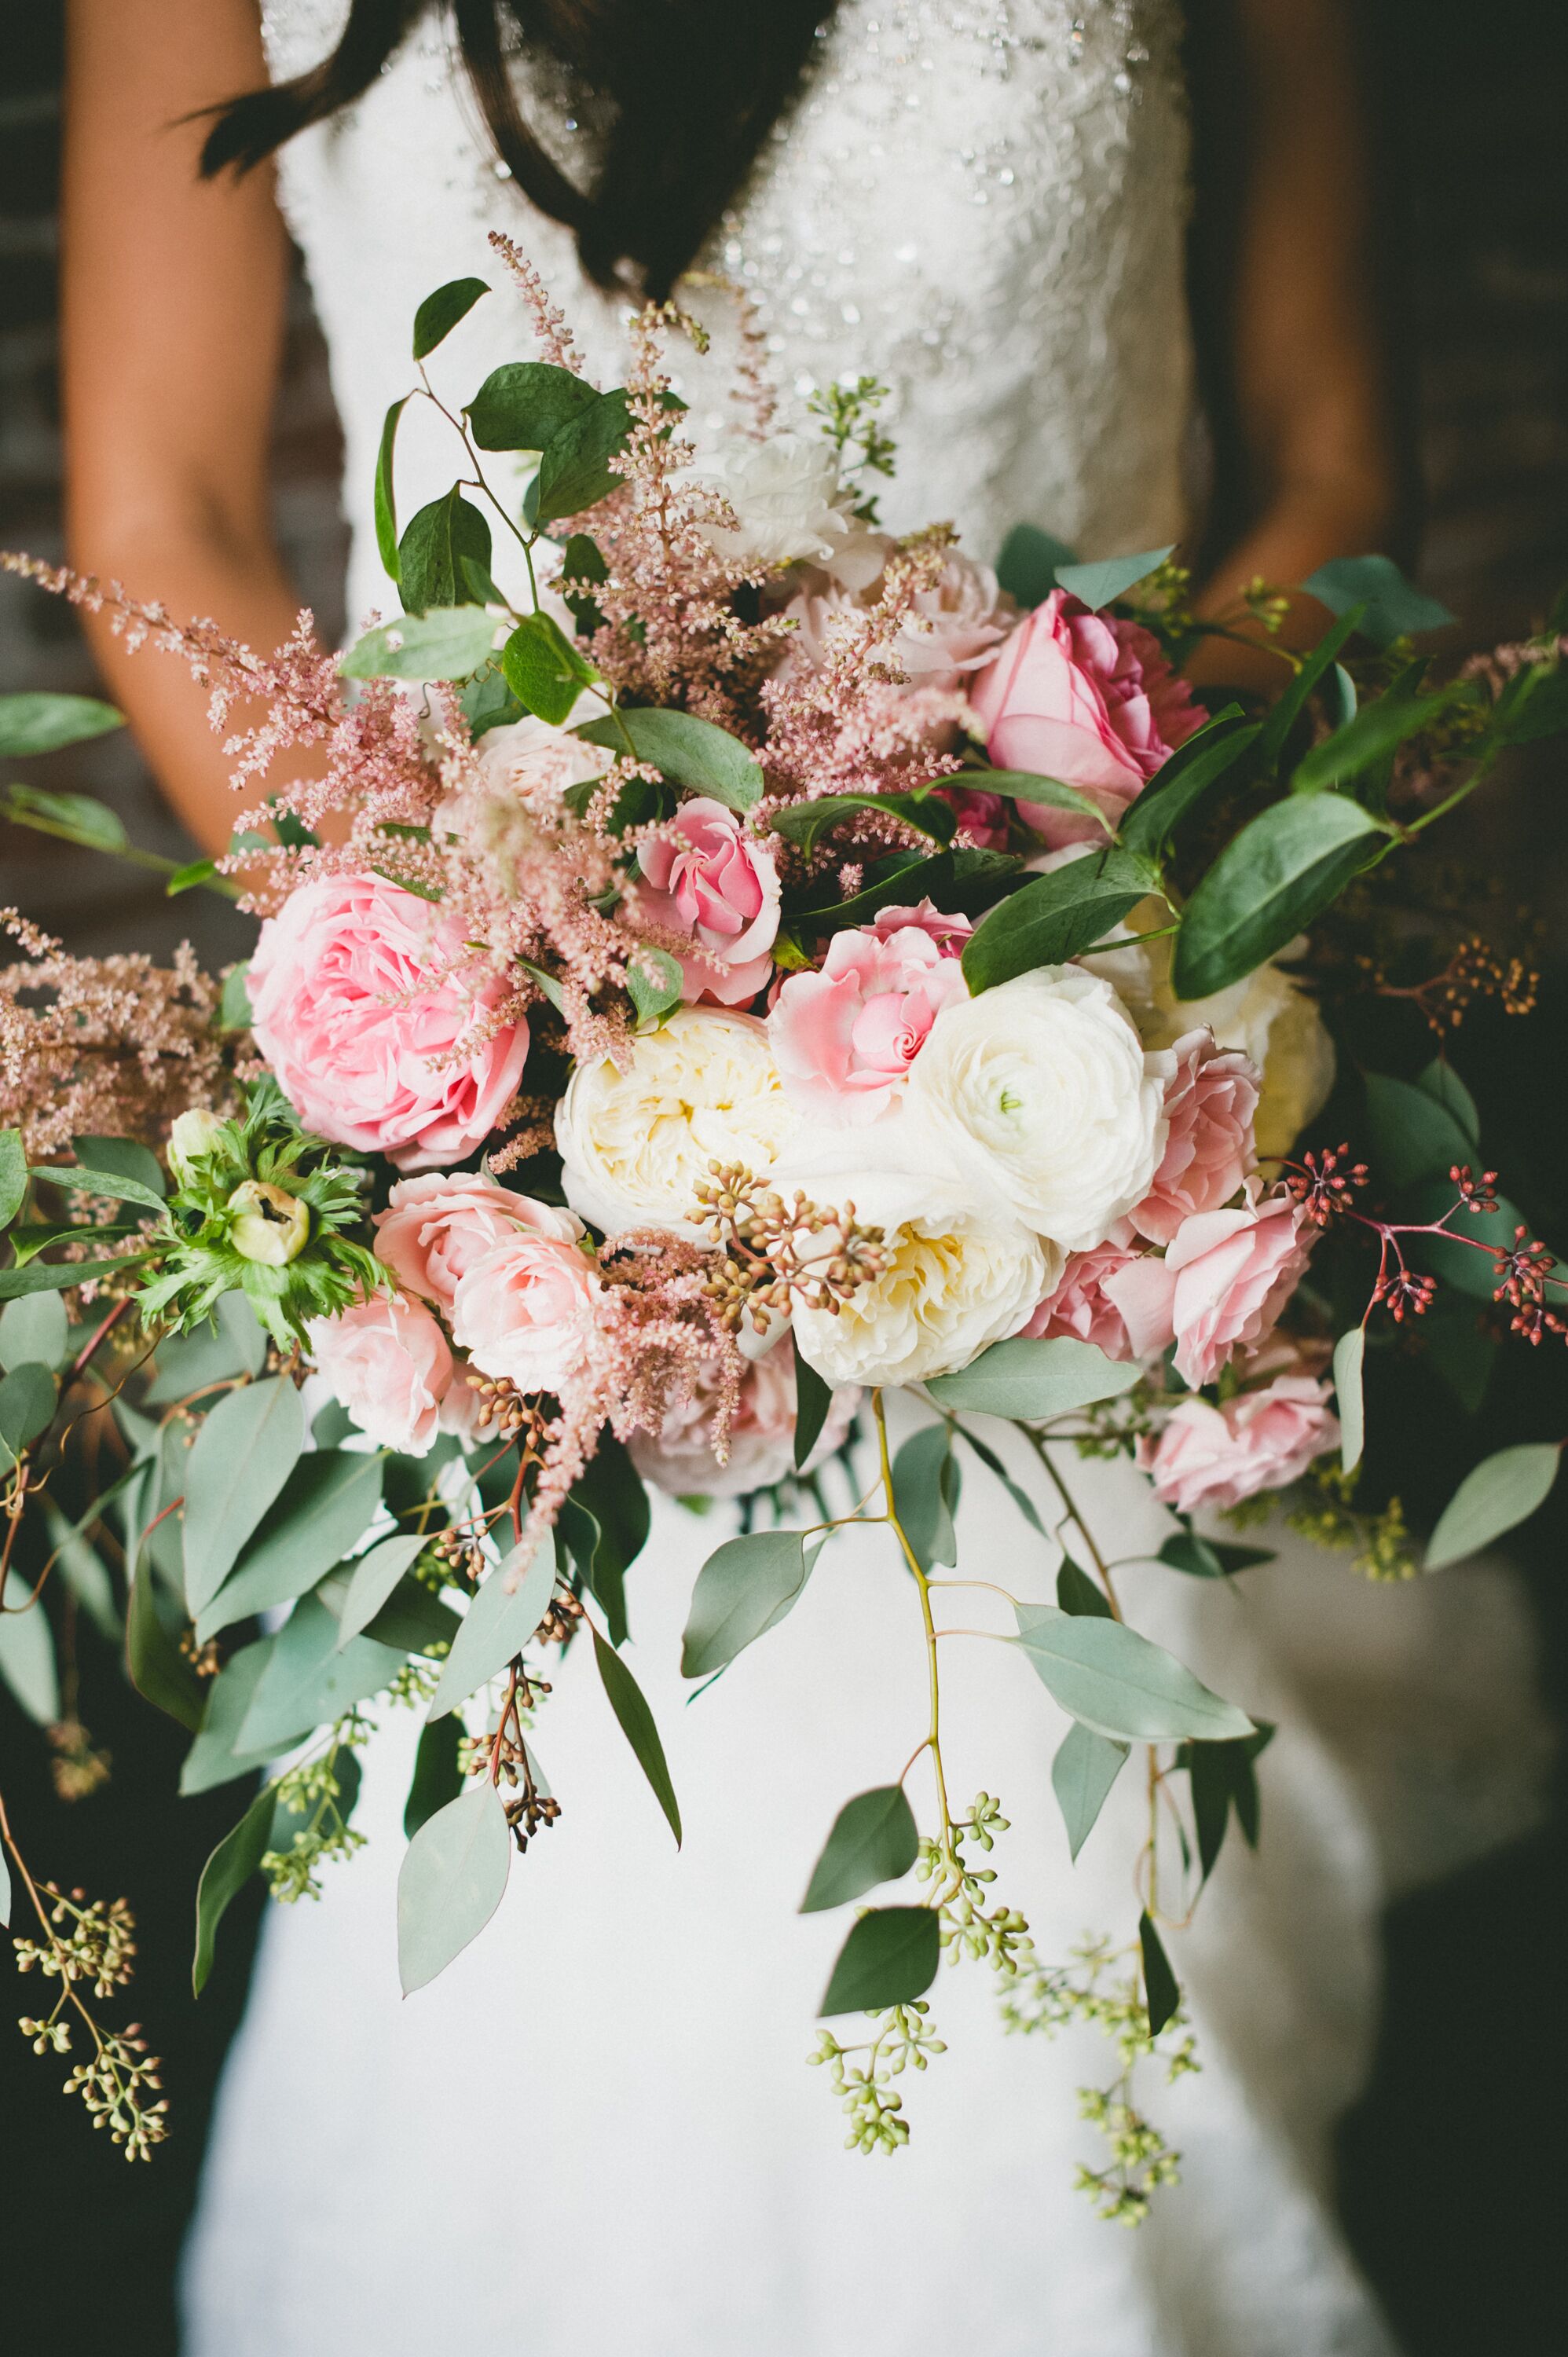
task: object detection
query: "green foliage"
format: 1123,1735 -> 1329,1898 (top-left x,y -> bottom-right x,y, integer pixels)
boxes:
1333,1328 -> 1366,1474
1179,1724 -> 1273,1881
1013,1602 -> 1255,1743
1138,1911 -> 1180,2036
179,1642 -> 281,1795
680,1527 -> 815,1678
1361,1070 -> 1474,1189
340,606 -> 498,681
196,1450 -> 386,1641
1051,1723 -> 1128,1860
1302,554 -> 1456,649
960,848 -> 1157,991
1156,1531 -> 1274,1579
973,770 -> 1112,827
412,275 -> 489,359
1116,709 -> 1256,858
397,487 -> 493,614
500,611 -> 596,724
802,1787 -> 920,1913
332,1534 -> 430,1650
181,1376 -> 306,1613
1171,793 -> 1385,1000
236,1596 -> 405,1754
770,790 -> 956,855
820,1905 -> 940,2015
1055,546 -> 1175,612
576,706 -> 764,811
926,1334 -> 1140,1420
891,1424 -> 960,1571
625,944 -> 683,1025
0,691 -> 124,758
0,1362 -> 57,1468
1057,1555 -> 1113,1618
793,1336 -> 833,1472
807,2000 -> 946,2153
373,394 -> 408,580
0,1570 -> 59,1723
397,1782 -> 511,1996
0,1127 -> 25,1226
465,359 -> 595,450
591,1627 -> 681,1845
126,1560 -> 203,1732
192,1783 -> 277,1995
533,388 -> 633,521
1291,679 -> 1475,796
1426,1442 -> 1560,1570
262,1733 -> 366,1902
427,1533 -> 559,1719
0,1293 -> 68,1374
995,522 -> 1075,609
405,1716 -> 465,1839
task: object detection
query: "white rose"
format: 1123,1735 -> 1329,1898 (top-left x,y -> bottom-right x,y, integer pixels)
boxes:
781,1164 -> 1053,1389
903,966 -> 1170,1253
701,431 -> 878,581
555,1005 -> 797,1241
473,713 -> 606,800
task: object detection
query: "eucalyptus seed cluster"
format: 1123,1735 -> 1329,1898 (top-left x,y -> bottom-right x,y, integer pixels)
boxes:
13,1883 -> 169,2160
807,2000 -> 947,2156
918,1794 -> 1036,1977
693,1161 -> 885,1336
260,1726 -> 368,1904
13,1884 -> 137,1998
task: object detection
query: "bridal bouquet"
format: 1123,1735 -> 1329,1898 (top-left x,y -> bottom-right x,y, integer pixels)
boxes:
4,240 -> 1566,2205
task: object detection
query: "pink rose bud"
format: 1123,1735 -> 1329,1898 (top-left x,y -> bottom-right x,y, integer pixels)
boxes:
768,911 -> 972,1124
248,873 -> 529,1171
969,588 -> 1202,845
1139,1376 -> 1340,1513
375,1172 -> 583,1315
632,797 -> 781,1007
449,1231 -> 603,1396
306,1289 -> 466,1458
1131,1028 -> 1261,1246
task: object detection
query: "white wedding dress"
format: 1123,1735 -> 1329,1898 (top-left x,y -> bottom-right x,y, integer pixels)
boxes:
185,7 -> 1550,2352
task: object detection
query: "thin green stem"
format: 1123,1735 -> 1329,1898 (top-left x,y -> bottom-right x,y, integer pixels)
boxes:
1019,1427 -> 1123,1617
873,1391 -> 953,1850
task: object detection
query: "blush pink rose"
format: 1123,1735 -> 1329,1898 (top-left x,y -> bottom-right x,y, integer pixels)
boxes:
1139,1376 -> 1340,1513
1104,1185 -> 1315,1384
1019,1223 -> 1146,1359
449,1230 -> 603,1395
633,797 -> 781,1007
870,901 -> 974,956
306,1288 -> 464,1457
375,1171 -> 582,1314
768,913 -> 971,1124
970,588 -> 1203,845
1130,1029 -> 1260,1246
779,551 -> 1011,694
248,872 -> 529,1171
629,1349 -> 859,1498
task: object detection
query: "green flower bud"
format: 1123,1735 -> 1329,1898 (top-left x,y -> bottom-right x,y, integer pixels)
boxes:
229,1180 -> 310,1266
168,1106 -> 228,1186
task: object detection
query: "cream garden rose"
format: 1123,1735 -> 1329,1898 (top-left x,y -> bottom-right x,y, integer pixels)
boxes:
555,1005 -> 797,1241
904,965 -> 1170,1253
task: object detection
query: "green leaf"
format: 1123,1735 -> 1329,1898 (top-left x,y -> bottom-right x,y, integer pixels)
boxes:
43,1506 -> 119,1640
801,1785 -> 919,1913
1497,656 -> 1568,747
1057,547 -> 1174,611
1291,681 -> 1472,796
411,274 -> 489,359
626,945 -> 683,1025
925,1335 -> 1141,1420
788,848 -> 955,934
405,1715 -> 465,1838
575,706 -> 764,812
0,1362 -> 57,1468
1116,711 -> 1258,857
0,1253 -> 144,1302
28,1159 -> 165,1214
373,394 -> 409,581
466,359 -> 596,450
0,1571 -> 60,1723
1302,555 -> 1456,650
1248,610 -> 1367,779
1156,1532 -> 1274,1579
270,1748 -> 361,1857
1362,1071 -> 1474,1190
340,605 -> 498,682
0,1292 -> 69,1373
397,1781 -> 511,1995
951,1422 -> 1047,1536
995,522 -> 1075,609
892,1424 -> 960,1571
769,791 -> 958,855
793,1336 -> 834,1472
218,963 -> 254,1032
1057,1555 -> 1113,1618
192,1783 -> 277,1995
145,1293 -> 267,1405
0,691 -> 125,758
820,1905 -> 940,2015
1333,1327 -> 1366,1475
1052,1722 -> 1128,1860
460,662 -> 525,739
680,1528 -> 816,1679
960,847 -> 1157,991
126,1557 -> 203,1731
179,1640 -> 288,1794
1138,1908 -> 1181,2035
500,612 -> 595,725
237,1594 -> 405,1752
181,1376 -> 306,1615
0,1129 -> 24,1227
2,783 -> 130,854
591,1626 -> 681,1845
970,771 -> 1112,830
332,1534 -> 430,1650
75,1136 -> 167,1197
1013,1602 -> 1255,1742
571,1429 -> 649,1643
1424,1314 -> 1497,1416
534,388 -> 633,522
397,489 -> 493,615
1171,793 -> 1384,1000
427,1532 -> 559,1719
166,857 -> 217,897
1416,1059 -> 1479,1146
195,1448 -> 384,1642
5,1220 -> 137,1270
1426,1442 -> 1560,1571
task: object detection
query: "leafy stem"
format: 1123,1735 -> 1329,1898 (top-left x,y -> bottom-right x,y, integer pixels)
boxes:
872,1390 -> 954,1861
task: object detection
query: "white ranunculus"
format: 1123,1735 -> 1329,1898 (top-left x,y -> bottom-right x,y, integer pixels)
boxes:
555,1005 -> 797,1241
701,431 -> 872,577
781,1164 -> 1053,1389
903,966 -> 1170,1253
473,713 -> 606,800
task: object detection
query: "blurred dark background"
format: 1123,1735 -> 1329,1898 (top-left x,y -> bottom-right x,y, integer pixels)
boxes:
2,2 -> 1567,2348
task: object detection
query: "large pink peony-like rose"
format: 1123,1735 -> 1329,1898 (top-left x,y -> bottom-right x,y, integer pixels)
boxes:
632,797 -> 781,1007
306,1288 -> 466,1457
1130,1028 -> 1260,1247
1139,1376 -> 1339,1513
1019,1224 -> 1148,1359
768,908 -> 971,1124
970,588 -> 1202,845
449,1230 -> 603,1395
629,1348 -> 859,1498
1106,1185 -> 1313,1384
375,1172 -> 582,1314
248,873 -> 529,1171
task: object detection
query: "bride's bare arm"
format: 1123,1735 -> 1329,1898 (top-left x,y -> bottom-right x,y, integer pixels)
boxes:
1186,0 -> 1413,684
62,0 -> 306,855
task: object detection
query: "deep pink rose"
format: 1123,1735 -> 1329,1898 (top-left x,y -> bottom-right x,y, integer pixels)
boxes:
249,872 -> 529,1171
1139,1376 -> 1339,1513
768,913 -> 971,1124
633,797 -> 781,1007
375,1172 -> 581,1314
932,786 -> 1010,849
1130,1028 -> 1260,1246
306,1288 -> 464,1457
970,588 -> 1202,845
1020,1224 -> 1145,1359
449,1230 -> 602,1395
629,1349 -> 859,1498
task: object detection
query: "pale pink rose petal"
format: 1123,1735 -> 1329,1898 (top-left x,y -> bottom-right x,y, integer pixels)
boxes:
632,797 -> 781,1008
449,1233 -> 603,1396
768,921 -> 971,1124
1164,1188 -> 1314,1388
1131,1028 -> 1261,1246
1139,1376 -> 1339,1513
306,1290 -> 456,1458
375,1171 -> 583,1312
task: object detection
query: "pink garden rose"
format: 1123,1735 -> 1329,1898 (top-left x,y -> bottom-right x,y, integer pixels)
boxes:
780,551 -> 1011,694
932,786 -> 1010,849
633,797 -> 781,1007
306,1288 -> 467,1457
629,1349 -> 859,1498
768,907 -> 971,1124
970,588 -> 1202,845
1020,1224 -> 1146,1359
1105,1185 -> 1314,1384
449,1230 -> 603,1395
870,900 -> 974,957
248,872 -> 529,1171
375,1171 -> 582,1314
1139,1376 -> 1340,1513
1130,1028 -> 1260,1246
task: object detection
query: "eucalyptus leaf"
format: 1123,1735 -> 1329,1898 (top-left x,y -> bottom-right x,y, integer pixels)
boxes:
1333,1326 -> 1367,1475
145,1292 -> 267,1405
925,1335 -> 1140,1420
397,489 -> 493,615
793,1338 -> 835,1472
819,1905 -> 940,2015
466,359 -> 596,450
1156,1532 -> 1274,1579
332,1534 -> 430,1650
960,848 -> 1157,991
0,1571 -> 59,1724
1013,1602 -> 1254,1743
219,964 -> 254,1033
951,1421 -> 1047,1536
0,691 -> 125,758
681,1528 -> 815,1679
576,706 -> 763,812
1426,1442 -> 1560,1570
180,1640 -> 293,1795
1051,1722 -> 1128,1860
182,1377 -> 305,1615
1407,1180 -> 1558,1302
1362,1071 -> 1474,1190
27,1160 -> 165,1215
1302,555 -> 1456,650
1139,1909 -> 1181,2036
1171,793 -> 1384,1001
592,1627 -> 681,1846
195,1448 -> 384,1642
236,1596 -> 404,1754
995,522 -> 1075,609
270,1748 -> 361,1854
1056,547 -> 1174,611
1057,1556 -> 1113,1618
192,1783 -> 277,1996
533,388 -> 633,521
626,946 -> 683,1025
126,1558 -> 203,1731
0,1293 -> 68,1373
404,1715 -> 465,1838
892,1424 -> 960,1571
801,1785 -> 919,1912
43,1506 -> 119,1639
340,606 -> 498,682
397,1782 -> 511,1996
1415,1059 -> 1479,1146
411,274 -> 489,359
427,1532 -> 559,1720
0,1362 -> 57,1467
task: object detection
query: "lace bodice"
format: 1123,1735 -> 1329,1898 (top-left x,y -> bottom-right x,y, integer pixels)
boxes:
261,1 -> 1194,634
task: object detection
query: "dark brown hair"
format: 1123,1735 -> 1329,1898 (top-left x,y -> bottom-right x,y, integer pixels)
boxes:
201,0 -> 835,301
